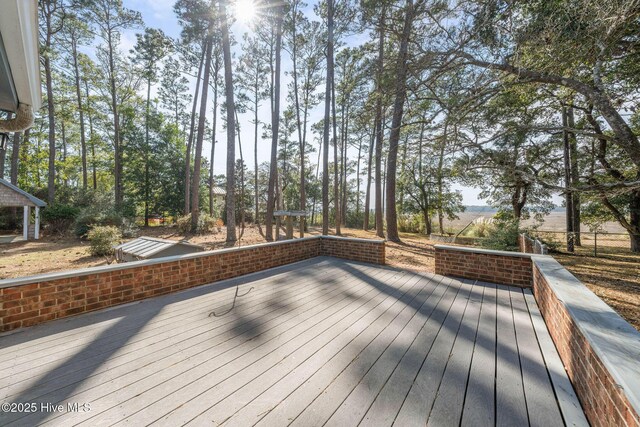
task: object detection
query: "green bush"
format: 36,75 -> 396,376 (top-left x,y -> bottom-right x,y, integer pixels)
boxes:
482,219 -> 520,251
463,217 -> 495,238
398,214 -> 424,233
87,226 -> 122,256
42,204 -> 81,234
176,213 -> 217,234
74,210 -> 123,237
176,214 -> 192,234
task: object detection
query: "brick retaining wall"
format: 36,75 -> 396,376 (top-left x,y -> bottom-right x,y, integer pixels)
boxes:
533,258 -> 640,427
0,236 -> 385,332
321,235 -> 385,265
434,245 -> 532,287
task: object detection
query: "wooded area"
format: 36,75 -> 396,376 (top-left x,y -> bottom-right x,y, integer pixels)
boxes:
1,0 -> 639,252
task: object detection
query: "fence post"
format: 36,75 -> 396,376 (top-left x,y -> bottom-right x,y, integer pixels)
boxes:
594,231 -> 598,257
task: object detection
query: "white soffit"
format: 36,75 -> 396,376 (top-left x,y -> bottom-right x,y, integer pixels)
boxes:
0,0 -> 42,112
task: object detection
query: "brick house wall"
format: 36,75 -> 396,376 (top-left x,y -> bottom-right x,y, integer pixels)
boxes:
0,236 -> 384,333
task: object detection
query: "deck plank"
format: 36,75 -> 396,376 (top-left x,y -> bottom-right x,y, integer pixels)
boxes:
495,284 -> 528,427
523,290 -> 589,427
322,275 -> 450,427
510,288 -> 564,427
356,276 -> 455,427
460,282 -> 497,427
426,280 -> 484,426
390,279 -> 475,426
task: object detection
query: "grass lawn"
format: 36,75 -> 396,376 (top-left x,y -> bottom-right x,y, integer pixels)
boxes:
1,225 -> 637,331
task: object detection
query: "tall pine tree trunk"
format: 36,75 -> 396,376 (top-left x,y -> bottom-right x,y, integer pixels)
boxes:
185,48 -> 206,214
567,105 -> 581,245
83,79 -> 97,190
209,55 -> 219,217
144,77 -> 152,227
191,35 -> 213,232
265,2 -> 284,241
106,28 -> 123,209
72,36 -> 88,190
385,0 -> 414,243
332,68 -> 340,235
321,0 -> 334,236
562,105 -> 575,252
374,9 -> 386,238
364,124 -> 375,230
220,0 -> 237,243
254,66 -> 260,226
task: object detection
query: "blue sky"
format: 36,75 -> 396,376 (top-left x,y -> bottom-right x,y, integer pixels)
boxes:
121,0 -> 488,206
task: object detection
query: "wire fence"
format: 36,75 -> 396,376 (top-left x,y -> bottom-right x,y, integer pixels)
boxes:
530,230 -> 633,257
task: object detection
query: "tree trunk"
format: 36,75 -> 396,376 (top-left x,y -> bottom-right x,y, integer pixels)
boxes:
0,113 -> 9,178
84,79 -> 97,190
385,0 -> 414,243
332,69 -> 340,235
321,0 -> 334,236
630,191 -> 640,252
567,105 -> 581,245
562,106 -> 575,252
185,48 -> 206,214
9,129 -> 22,228
265,4 -> 284,241
220,0 -> 237,243
374,9 -> 386,238
191,35 -> 214,232
144,77 -> 151,227
10,131 -> 20,185
106,28 -> 123,209
254,64 -> 260,225
45,42 -> 56,204
72,36 -> 88,190
209,56 -> 219,217
341,105 -> 348,227
291,1 -> 306,237
356,133 -> 362,215
363,125 -> 374,230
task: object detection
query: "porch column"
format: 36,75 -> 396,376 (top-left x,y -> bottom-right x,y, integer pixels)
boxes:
23,206 -> 30,240
34,206 -> 40,239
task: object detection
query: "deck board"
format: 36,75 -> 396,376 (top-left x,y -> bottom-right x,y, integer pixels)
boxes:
0,256 -> 584,427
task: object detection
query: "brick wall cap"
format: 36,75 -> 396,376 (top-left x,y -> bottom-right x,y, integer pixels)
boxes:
533,256 -> 640,414
433,244 -> 544,259
0,235 -> 385,289
0,236 -> 320,289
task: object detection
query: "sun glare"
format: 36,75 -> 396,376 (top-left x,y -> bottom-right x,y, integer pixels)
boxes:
234,0 -> 257,25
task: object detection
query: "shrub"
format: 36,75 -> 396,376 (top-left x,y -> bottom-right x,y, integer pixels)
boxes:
482,219 -> 520,251
176,214 -> 218,234
398,214 -> 424,233
194,215 -> 214,234
464,217 -> 495,238
87,226 -> 122,256
74,209 -> 123,237
176,214 -> 192,234
42,204 -> 81,234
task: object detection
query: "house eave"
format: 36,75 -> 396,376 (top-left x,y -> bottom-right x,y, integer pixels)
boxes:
0,0 -> 41,114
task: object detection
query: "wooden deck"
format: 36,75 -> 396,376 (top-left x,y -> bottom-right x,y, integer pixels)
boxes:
0,257 -> 586,426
